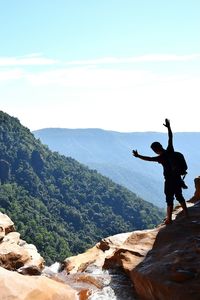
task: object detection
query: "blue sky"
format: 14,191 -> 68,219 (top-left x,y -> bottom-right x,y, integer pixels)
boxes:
1,0 -> 200,132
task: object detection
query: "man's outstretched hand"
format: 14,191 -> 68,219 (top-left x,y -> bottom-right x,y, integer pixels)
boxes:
132,150 -> 139,157
163,118 -> 170,128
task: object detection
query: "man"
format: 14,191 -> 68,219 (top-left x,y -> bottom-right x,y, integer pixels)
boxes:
132,119 -> 188,225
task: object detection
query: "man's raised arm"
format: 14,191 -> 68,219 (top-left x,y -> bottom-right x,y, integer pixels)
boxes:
163,118 -> 173,149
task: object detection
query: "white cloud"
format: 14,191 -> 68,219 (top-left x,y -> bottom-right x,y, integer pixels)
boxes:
26,67 -> 157,88
65,54 -> 200,66
0,54 -> 59,67
0,69 -> 25,81
1,53 -> 200,132
1,53 -> 198,69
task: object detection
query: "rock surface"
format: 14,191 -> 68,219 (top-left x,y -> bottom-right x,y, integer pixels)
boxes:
103,228 -> 160,274
1,201 -> 200,300
0,212 -> 44,272
63,202 -> 200,300
63,229 -> 159,298
0,212 -> 14,241
0,212 -> 79,300
188,175 -> 200,203
63,232 -> 135,274
0,266 -> 78,300
132,202 -> 200,300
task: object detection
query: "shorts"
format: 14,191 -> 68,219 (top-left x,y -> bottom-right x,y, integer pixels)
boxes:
164,176 -> 185,206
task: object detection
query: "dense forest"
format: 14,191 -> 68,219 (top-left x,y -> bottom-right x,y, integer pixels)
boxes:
0,111 -> 163,264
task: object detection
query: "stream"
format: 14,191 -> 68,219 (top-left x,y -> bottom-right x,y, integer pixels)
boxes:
44,262 -> 138,299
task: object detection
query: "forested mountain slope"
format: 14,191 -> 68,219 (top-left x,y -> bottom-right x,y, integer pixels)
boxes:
33,128 -> 200,207
0,111 -> 163,264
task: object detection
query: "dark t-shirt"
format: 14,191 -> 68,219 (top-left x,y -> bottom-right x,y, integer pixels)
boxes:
153,144 -> 175,179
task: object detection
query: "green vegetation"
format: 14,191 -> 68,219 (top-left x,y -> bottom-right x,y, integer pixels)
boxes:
0,111 -> 163,264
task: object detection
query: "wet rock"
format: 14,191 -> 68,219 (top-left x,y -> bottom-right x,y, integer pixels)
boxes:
63,246 -> 104,274
78,289 -> 92,300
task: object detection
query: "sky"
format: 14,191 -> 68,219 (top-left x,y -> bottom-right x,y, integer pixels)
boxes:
0,0 -> 200,132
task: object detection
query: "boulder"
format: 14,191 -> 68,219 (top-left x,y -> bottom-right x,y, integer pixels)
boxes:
0,212 -> 15,235
0,266 -> 78,300
132,202 -> 200,300
187,176 -> 200,203
63,245 -> 104,274
63,232 -> 133,274
0,233 -> 30,270
21,242 -> 45,271
63,202 -> 200,299
103,228 -> 160,273
0,213 -> 44,272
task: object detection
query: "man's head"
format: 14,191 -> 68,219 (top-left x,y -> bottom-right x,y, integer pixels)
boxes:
151,141 -> 164,154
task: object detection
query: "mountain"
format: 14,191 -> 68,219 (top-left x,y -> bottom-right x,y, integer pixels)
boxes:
33,128 -> 200,207
0,111 -> 163,264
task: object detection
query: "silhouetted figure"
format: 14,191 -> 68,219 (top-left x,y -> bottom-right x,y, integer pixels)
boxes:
132,119 -> 189,224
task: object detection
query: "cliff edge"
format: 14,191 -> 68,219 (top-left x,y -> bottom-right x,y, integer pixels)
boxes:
63,201 -> 200,299
1,201 -> 200,299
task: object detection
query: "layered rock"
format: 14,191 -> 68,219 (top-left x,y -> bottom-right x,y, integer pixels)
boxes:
2,202 -> 200,300
63,202 -> 200,300
188,175 -> 200,203
63,227 -> 160,275
63,232 -> 134,274
132,202 -> 200,300
0,266 -> 78,300
0,212 -> 44,273
63,229 -> 160,298
0,212 -> 79,299
0,212 -> 15,240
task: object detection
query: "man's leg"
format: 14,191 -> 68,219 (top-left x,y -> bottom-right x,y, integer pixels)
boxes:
173,177 -> 189,218
179,200 -> 189,218
176,189 -> 189,218
164,180 -> 174,224
165,204 -> 173,224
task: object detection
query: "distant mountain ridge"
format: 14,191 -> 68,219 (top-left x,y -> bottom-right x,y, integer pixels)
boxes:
0,111 -> 163,264
33,128 -> 200,207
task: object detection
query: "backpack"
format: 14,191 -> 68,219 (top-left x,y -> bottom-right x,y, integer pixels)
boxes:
168,151 -> 188,177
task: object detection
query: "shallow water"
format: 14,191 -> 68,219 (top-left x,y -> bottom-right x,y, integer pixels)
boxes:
88,268 -> 137,300
44,263 -> 138,299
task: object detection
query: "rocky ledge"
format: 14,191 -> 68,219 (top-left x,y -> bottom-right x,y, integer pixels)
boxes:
0,212 -> 44,273
0,212 -> 78,300
1,201 -> 200,300
132,201 -> 200,300
63,201 -> 200,300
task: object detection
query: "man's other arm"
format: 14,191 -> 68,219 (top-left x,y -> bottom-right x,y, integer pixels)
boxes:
132,150 -> 158,161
